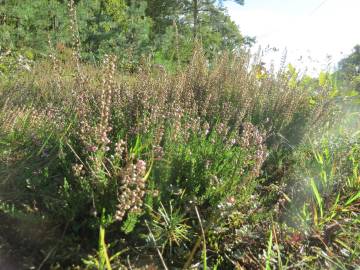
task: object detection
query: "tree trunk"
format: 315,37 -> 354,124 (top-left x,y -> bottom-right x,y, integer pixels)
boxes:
193,0 -> 198,39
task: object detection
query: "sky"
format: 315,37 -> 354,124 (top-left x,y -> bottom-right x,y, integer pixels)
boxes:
225,0 -> 360,75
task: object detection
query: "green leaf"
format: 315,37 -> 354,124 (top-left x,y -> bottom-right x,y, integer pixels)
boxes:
265,230 -> 273,270
121,211 -> 140,234
345,191 -> 360,206
310,178 -> 323,219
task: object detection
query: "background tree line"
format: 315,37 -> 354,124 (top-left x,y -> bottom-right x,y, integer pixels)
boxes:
0,0 -> 253,70
0,0 -> 358,91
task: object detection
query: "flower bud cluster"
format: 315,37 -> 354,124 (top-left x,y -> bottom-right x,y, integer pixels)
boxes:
154,125 -> 165,146
202,121 -> 210,136
115,159 -> 147,221
115,139 -> 126,158
97,55 -> 117,151
72,163 -> 85,177
153,145 -> 164,160
240,122 -> 268,177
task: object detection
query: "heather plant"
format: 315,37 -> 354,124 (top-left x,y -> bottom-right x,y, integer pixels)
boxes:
0,46 -> 356,269
153,120 -> 267,208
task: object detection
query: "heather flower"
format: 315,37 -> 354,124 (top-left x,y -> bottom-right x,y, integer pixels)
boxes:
153,145 -> 164,160
72,163 -> 84,177
87,145 -> 97,152
226,196 -> 236,206
115,159 -> 147,221
202,121 -> 210,136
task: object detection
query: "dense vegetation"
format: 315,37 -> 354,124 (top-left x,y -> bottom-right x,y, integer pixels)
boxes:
0,1 -> 359,269
0,0 -> 252,71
